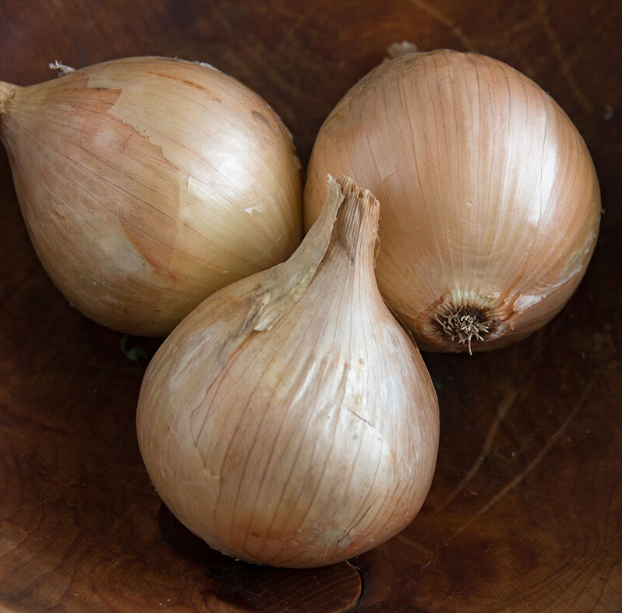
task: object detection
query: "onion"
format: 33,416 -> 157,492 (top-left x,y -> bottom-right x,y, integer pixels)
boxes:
304,49 -> 601,352
0,57 -> 302,336
136,176 -> 439,568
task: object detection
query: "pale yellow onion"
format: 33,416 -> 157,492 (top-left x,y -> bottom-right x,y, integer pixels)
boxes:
0,57 -> 302,336
136,176 -> 439,568
304,49 -> 601,352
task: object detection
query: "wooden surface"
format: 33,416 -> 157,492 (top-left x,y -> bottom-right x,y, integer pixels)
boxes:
1,0 -> 621,611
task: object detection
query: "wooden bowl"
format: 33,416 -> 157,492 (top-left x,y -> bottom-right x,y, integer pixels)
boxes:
1,1 -> 620,611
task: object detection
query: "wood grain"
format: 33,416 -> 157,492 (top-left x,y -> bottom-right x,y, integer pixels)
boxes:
1,0 -> 621,611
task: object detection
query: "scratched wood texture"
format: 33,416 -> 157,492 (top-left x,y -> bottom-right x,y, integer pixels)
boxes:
1,0 -> 621,611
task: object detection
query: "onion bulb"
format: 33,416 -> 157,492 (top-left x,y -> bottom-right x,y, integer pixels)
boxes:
136,176 -> 439,568
304,48 -> 601,352
0,57 -> 302,336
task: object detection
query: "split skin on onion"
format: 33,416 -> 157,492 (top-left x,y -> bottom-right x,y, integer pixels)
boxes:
0,57 -> 302,336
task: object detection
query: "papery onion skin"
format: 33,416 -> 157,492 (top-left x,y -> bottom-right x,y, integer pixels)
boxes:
304,49 -> 601,352
136,176 -> 439,568
0,57 -> 302,336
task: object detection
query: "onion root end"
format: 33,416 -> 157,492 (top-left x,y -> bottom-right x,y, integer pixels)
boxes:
435,304 -> 497,354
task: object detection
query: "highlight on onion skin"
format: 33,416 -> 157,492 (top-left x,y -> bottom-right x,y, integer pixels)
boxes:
136,176 -> 440,568
304,49 -> 601,353
0,56 -> 302,336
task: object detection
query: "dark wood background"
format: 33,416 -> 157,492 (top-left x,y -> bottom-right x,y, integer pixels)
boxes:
1,0 -> 621,611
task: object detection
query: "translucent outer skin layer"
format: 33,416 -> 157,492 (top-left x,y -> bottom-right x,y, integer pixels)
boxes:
304,50 -> 601,352
0,57 -> 302,336
136,179 -> 439,568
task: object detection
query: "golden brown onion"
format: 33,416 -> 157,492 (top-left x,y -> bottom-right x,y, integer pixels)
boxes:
304,49 -> 601,352
0,57 -> 302,336
137,176 -> 439,568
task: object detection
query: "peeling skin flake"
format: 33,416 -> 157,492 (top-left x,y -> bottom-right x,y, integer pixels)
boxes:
48,60 -> 75,75
244,205 -> 265,215
193,60 -> 222,73
513,229 -> 597,313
